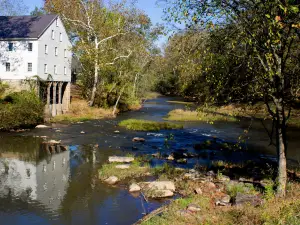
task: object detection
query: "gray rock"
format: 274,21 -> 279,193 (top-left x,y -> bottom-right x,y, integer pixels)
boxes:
115,164 -> 130,169
35,125 -> 49,128
109,156 -> 134,163
132,137 -> 145,142
206,170 -> 215,177
104,176 -> 118,185
187,204 -> 201,212
129,183 -> 141,192
234,193 -> 263,207
143,181 -> 176,191
167,155 -> 175,161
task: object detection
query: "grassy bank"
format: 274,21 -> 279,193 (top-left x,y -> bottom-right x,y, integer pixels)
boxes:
98,155 -> 300,225
118,119 -> 183,131
166,103 -> 300,127
51,99 -> 114,123
0,91 -> 44,130
99,160 -> 151,181
166,109 -> 238,122
142,182 -> 300,225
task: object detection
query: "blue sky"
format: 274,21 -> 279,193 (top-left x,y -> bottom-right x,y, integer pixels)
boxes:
24,0 -> 167,46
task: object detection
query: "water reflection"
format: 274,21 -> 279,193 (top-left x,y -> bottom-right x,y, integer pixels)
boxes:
0,137 -> 163,225
0,138 -> 70,213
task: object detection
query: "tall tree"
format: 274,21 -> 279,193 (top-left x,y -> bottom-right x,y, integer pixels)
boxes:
45,0 -> 138,106
30,6 -> 46,16
163,0 -> 300,196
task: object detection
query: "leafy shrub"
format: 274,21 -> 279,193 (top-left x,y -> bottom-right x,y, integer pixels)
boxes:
0,91 -> 44,130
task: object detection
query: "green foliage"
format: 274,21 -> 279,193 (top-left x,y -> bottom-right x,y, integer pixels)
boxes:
118,119 -> 183,131
0,91 -> 44,130
98,162 -> 150,181
226,182 -> 257,198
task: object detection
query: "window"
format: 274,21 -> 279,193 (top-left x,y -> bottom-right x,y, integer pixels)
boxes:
64,49 -> 67,58
6,63 -> 10,72
55,47 -> 58,56
60,33 -> 62,42
56,18 -> 58,27
28,43 -> 33,51
8,43 -> 13,51
45,45 -> 48,54
28,63 -> 32,72
54,65 -> 57,74
51,30 -> 55,39
44,64 -> 48,73
64,66 -> 67,75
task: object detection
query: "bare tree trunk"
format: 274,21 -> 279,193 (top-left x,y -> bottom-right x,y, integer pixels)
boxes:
275,99 -> 287,197
89,39 -> 99,107
112,86 -> 125,116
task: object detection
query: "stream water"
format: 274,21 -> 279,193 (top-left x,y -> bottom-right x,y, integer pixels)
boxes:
0,97 -> 299,225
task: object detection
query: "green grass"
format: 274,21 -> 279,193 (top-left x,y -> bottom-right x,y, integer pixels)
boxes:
118,119 -> 183,131
98,162 -> 151,181
166,109 -> 238,122
226,182 -> 257,198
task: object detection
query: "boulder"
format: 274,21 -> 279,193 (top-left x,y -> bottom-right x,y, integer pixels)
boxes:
104,176 -> 118,185
129,183 -> 141,192
167,155 -> 175,161
145,181 -> 176,191
109,156 -> 134,163
132,137 -> 145,142
187,204 -> 201,212
115,164 -> 130,169
206,170 -> 216,177
234,193 -> 263,207
149,189 -> 174,198
35,125 -> 49,128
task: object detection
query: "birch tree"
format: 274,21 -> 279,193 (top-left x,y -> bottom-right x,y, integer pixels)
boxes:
45,0 -> 136,106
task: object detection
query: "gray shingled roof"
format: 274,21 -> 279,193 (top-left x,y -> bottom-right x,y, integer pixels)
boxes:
0,15 -> 58,39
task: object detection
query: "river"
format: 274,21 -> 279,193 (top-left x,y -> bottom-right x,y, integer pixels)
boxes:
0,96 -> 299,225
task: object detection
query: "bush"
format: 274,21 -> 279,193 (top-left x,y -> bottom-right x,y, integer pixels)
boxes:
0,91 -> 44,130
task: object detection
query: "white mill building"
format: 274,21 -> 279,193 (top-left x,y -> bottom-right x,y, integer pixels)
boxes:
0,15 -> 72,117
